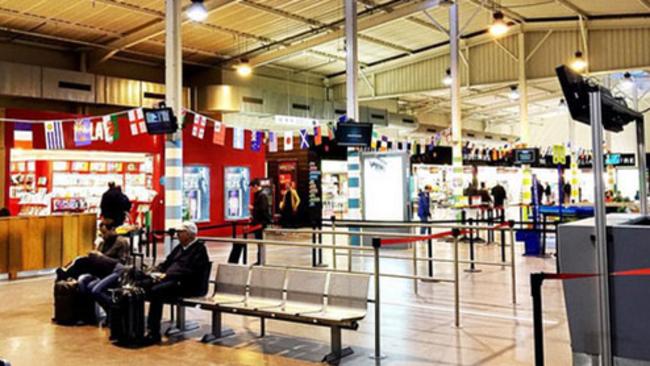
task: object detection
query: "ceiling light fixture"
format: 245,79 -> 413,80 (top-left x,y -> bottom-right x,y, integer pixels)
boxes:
508,85 -> 520,101
236,58 -> 252,77
187,0 -> 208,22
443,68 -> 452,86
570,50 -> 588,73
489,11 -> 509,38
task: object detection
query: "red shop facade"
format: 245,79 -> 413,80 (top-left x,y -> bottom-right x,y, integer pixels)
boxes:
3,108 -> 266,236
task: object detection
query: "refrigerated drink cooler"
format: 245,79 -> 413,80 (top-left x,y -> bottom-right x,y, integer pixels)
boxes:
558,214 -> 650,365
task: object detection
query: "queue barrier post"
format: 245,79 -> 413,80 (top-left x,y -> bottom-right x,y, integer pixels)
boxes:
427,226 -> 434,278
500,208 -> 507,263
318,222 -> 324,266
531,272 -> 545,366
243,230 -> 248,265
509,220 -> 517,304
369,237 -> 386,360
465,218 -> 481,273
452,228 -> 461,328
413,233 -> 419,295
331,215 -> 337,270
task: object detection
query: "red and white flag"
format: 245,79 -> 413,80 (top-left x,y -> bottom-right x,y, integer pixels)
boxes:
127,108 -> 146,135
212,120 -> 226,145
283,131 -> 294,151
192,114 -> 207,139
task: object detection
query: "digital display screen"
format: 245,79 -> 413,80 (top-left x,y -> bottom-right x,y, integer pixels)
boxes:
143,107 -> 178,134
514,148 -> 538,164
335,122 -> 373,147
605,154 -> 621,166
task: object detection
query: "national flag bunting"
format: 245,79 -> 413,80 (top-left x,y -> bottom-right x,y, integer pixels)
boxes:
313,125 -> 322,146
102,115 -> 120,143
44,121 -> 65,150
212,120 -> 226,145
127,108 -> 146,135
192,114 -> 207,139
251,131 -> 263,152
284,131 -> 294,151
268,131 -> 278,152
13,123 -> 33,149
233,127 -> 244,150
74,119 -> 92,147
299,129 -> 310,149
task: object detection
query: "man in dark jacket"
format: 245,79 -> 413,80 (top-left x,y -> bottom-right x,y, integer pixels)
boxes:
417,185 -> 431,234
228,179 -> 271,264
100,182 -> 132,226
144,221 -> 209,344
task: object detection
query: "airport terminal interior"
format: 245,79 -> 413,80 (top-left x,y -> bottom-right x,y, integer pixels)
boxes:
1,1 -> 650,365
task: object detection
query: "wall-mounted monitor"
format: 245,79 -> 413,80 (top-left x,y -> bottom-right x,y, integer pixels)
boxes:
513,148 -> 539,165
143,107 -> 178,134
335,122 -> 372,147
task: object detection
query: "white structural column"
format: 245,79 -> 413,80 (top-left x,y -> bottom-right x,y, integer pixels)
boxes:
518,32 -> 532,205
164,0 -> 183,253
344,0 -> 362,222
449,2 -> 463,200
345,0 -> 359,121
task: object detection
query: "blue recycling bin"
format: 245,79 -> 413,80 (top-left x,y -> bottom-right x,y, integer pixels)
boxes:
516,229 -> 541,256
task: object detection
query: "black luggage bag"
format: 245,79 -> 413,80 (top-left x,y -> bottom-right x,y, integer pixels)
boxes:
109,285 -> 146,346
53,279 -> 96,325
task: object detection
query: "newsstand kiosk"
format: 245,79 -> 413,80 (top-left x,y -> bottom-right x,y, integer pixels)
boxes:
556,65 -> 649,366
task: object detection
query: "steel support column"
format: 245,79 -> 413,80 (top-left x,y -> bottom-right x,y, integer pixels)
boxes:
518,32 -> 532,207
633,83 -> 648,214
449,2 -> 463,200
589,91 -> 612,366
164,0 -> 183,254
345,0 -> 359,121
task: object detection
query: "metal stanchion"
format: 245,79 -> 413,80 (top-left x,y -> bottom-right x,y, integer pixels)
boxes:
312,224 -> 317,267
465,218 -> 481,273
509,220 -> 517,304
243,231 -> 248,265
453,229 -> 461,328
370,237 -> 386,360
331,216 -> 337,270
531,273 -> 545,366
413,235 -> 419,295
427,226 -> 434,277
500,209 -> 506,263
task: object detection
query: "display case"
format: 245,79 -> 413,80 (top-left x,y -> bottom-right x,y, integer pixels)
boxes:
224,166 -> 250,220
183,165 -> 210,222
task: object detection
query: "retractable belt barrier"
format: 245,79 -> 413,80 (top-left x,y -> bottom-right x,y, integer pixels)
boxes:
531,268 -> 650,366
378,229 -> 465,246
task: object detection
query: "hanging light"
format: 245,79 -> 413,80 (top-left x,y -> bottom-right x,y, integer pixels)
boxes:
621,71 -> 635,89
187,0 -> 208,22
508,85 -> 520,101
559,98 -> 566,107
489,11 -> 509,38
236,58 -> 252,77
570,50 -> 588,72
443,68 -> 452,86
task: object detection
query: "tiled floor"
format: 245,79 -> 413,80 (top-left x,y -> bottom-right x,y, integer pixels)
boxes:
0,227 -> 572,366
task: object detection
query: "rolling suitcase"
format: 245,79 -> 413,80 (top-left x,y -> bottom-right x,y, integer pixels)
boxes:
53,279 -> 96,325
109,285 -> 146,346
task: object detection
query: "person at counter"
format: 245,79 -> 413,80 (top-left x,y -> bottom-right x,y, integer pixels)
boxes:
55,218 -> 130,281
417,185 -> 432,234
479,182 -> 492,205
100,182 -> 132,226
491,182 -> 507,208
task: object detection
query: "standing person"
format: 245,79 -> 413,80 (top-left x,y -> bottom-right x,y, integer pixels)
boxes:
563,180 -> 572,204
279,182 -> 300,228
417,185 -> 432,234
143,221 -> 209,345
544,182 -> 552,204
479,182 -> 492,205
228,179 -> 272,264
100,182 -> 131,226
491,182 -> 507,221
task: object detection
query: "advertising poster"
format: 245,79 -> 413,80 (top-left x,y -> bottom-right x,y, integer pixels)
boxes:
183,165 -> 210,222
224,166 -> 250,220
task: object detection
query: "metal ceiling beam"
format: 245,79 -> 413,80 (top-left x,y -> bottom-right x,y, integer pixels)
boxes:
639,0 -> 650,10
88,0 -> 163,18
422,10 -> 449,34
248,0 -> 441,67
406,16 -> 445,33
465,0 -> 525,24
556,0 -> 590,18
239,0 -> 413,54
90,0 -> 236,65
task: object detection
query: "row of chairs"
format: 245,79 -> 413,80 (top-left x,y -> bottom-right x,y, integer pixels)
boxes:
182,264 -> 371,363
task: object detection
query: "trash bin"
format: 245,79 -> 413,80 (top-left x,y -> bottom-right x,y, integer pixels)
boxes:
516,229 -> 541,256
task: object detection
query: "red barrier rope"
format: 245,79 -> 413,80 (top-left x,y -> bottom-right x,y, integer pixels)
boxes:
543,268 -> 650,281
244,224 -> 263,235
380,229 -> 466,246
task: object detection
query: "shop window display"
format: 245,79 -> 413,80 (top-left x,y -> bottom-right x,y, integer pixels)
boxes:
224,166 -> 250,220
183,165 -> 210,222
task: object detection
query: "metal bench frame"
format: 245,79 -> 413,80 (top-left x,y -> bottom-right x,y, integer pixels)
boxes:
184,265 -> 369,364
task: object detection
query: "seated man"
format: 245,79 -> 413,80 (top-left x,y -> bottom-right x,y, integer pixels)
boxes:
143,221 -> 209,344
56,218 -> 130,281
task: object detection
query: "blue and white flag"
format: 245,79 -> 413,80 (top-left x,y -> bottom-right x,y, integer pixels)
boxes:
44,121 -> 65,150
251,130 -> 263,152
299,128 -> 310,149
268,131 -> 278,152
